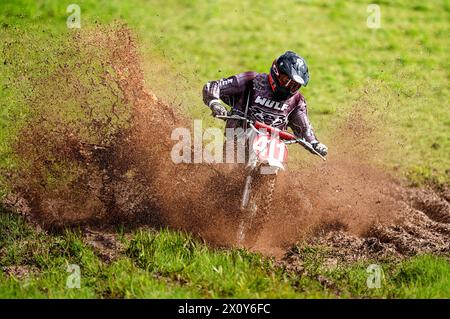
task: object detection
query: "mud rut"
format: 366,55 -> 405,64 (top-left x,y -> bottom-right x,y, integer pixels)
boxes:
2,26 -> 449,263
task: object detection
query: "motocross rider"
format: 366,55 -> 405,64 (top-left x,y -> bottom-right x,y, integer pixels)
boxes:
202,51 -> 328,157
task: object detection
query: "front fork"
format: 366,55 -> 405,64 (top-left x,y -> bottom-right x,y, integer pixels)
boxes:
240,174 -> 253,210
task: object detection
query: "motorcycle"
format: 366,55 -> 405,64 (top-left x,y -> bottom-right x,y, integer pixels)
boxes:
216,114 -> 326,247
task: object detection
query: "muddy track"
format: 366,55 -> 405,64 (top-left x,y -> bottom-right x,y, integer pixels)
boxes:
82,228 -> 125,263
282,186 -> 450,264
2,25 -> 449,263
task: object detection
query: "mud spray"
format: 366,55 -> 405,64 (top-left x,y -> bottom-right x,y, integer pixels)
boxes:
3,25 -> 449,261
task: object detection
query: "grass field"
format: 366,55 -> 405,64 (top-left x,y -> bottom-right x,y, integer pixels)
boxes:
1,211 -> 449,298
0,0 -> 449,298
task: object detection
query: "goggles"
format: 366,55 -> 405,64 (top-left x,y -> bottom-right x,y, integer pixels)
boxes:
277,72 -> 302,92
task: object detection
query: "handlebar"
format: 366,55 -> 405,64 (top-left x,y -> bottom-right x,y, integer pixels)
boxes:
215,114 -> 326,161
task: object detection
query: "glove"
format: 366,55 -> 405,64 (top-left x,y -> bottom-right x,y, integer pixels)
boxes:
209,99 -> 227,117
312,142 -> 328,157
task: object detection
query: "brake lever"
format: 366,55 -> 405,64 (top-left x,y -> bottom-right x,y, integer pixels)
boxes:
287,138 -> 327,161
215,114 -> 248,122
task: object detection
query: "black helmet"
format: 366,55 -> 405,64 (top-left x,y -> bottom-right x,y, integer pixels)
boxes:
268,51 -> 309,99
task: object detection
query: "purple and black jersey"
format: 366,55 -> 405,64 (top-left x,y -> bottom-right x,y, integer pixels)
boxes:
203,72 -> 318,143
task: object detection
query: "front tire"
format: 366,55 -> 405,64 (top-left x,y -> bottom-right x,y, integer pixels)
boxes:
237,172 -> 276,247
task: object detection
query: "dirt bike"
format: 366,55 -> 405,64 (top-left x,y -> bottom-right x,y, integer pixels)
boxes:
216,114 -> 326,247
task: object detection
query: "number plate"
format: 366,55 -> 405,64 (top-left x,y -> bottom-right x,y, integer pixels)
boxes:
252,134 -> 288,164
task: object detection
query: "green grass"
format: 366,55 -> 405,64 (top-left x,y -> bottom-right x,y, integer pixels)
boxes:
1,211 -> 449,298
0,0 -> 449,185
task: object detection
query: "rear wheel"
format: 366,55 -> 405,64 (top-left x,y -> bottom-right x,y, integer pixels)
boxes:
237,172 -> 276,247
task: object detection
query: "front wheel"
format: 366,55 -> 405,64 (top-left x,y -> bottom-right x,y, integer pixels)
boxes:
237,172 -> 277,247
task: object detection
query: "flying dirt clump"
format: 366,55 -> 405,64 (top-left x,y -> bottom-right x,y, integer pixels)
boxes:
2,24 -> 242,238
3,25 -> 161,228
2,25 -> 449,261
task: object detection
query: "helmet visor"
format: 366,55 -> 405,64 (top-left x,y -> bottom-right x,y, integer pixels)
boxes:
277,72 -> 302,93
